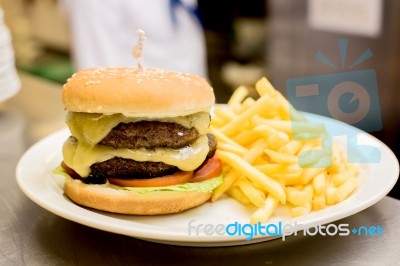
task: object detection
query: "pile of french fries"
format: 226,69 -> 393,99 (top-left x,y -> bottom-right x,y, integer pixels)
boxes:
211,77 -> 359,224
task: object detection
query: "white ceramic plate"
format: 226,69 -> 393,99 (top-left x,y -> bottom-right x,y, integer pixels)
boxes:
16,113 -> 399,246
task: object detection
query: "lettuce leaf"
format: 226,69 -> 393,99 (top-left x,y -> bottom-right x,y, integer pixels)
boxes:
115,175 -> 224,194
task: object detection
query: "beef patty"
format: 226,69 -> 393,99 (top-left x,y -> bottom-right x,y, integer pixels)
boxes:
99,121 -> 200,149
88,133 -> 217,182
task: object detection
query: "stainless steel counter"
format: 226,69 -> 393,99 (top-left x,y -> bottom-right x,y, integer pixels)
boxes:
1,72 -> 399,265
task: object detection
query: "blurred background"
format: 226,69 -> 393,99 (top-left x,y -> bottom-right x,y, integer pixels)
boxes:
0,0 -> 399,197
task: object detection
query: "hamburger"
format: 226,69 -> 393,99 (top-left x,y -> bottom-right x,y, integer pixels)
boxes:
56,67 -> 223,215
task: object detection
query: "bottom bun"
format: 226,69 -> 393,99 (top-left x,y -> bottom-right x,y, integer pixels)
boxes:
64,178 -> 212,215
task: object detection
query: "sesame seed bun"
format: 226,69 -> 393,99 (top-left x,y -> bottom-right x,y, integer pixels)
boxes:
62,67 -> 215,117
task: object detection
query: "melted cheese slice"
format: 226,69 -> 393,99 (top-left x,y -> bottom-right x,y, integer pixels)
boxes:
66,112 -> 210,146
63,135 -> 210,177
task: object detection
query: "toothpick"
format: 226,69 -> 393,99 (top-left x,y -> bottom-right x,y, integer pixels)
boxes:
132,29 -> 146,70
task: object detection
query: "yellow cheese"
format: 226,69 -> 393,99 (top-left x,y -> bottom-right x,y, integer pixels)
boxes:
62,135 -> 210,177
66,112 -> 210,146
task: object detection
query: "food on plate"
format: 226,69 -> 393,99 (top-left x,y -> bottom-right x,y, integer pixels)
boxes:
211,77 -> 359,224
55,67 -> 223,215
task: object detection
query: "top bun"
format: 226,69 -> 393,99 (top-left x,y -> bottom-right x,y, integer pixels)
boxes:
62,67 -> 215,117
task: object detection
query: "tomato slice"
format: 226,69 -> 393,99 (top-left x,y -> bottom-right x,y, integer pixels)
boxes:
108,171 -> 193,187
190,156 -> 222,183
61,161 -> 81,179
61,156 -> 222,188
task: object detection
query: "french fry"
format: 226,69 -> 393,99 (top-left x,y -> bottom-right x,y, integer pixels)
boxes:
291,204 -> 311,217
212,140 -> 267,202
331,164 -> 359,186
252,117 -> 293,134
256,164 -> 286,176
249,179 -> 266,191
214,106 -> 236,123
286,187 -> 308,206
312,193 -> 326,210
326,187 -> 338,205
212,170 -> 239,202
233,129 -> 260,146
334,177 -> 358,202
227,86 -> 249,112
303,184 -> 314,205
254,125 -> 290,150
237,178 -> 266,207
268,164 -> 302,185
313,172 -> 327,194
268,132 -> 290,150
210,116 -> 225,128
253,124 -> 277,138
209,126 -> 248,154
220,94 -> 274,136
278,140 -> 302,155
282,174 -> 303,186
226,186 -> 251,205
216,150 -> 286,203
298,149 -> 328,168
331,172 -> 347,187
217,142 -> 247,156
287,102 -> 307,122
300,167 -> 326,185
252,118 -> 325,136
329,143 -> 345,172
240,97 -> 257,112
258,82 -> 291,119
253,157 -> 270,165
243,139 -> 268,163
250,195 -> 279,224
298,139 -> 322,153
255,77 -> 277,97
264,149 -> 298,164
